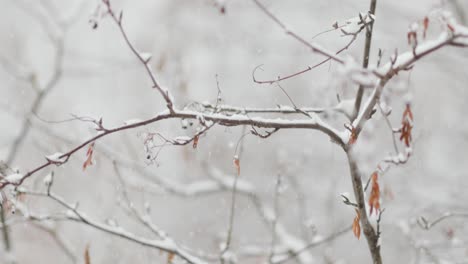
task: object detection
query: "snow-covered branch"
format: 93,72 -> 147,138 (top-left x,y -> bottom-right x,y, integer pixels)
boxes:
0,108 -> 347,189
18,188 -> 208,264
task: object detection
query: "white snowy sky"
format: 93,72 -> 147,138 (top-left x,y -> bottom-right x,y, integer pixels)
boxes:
0,0 -> 467,263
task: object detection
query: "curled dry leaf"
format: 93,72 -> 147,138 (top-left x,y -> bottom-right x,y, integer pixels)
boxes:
84,244 -> 91,264
353,208 -> 361,239
400,104 -> 413,147
423,16 -> 429,38
193,135 -> 199,149
346,125 -> 358,145
407,31 -> 417,47
368,172 -> 381,216
167,252 -> 175,263
233,155 -> 240,176
83,142 -> 95,171
403,104 -> 413,121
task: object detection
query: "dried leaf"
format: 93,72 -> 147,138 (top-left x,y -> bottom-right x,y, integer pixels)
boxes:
407,31 -> 417,46
400,104 -> 413,147
83,142 -> 95,171
233,155 -> 240,176
193,135 -> 199,149
348,126 -> 357,145
167,252 -> 175,263
84,245 -> 91,264
423,16 -> 429,38
352,209 -> 361,239
368,172 -> 380,216
400,121 -> 412,147
403,104 -> 413,121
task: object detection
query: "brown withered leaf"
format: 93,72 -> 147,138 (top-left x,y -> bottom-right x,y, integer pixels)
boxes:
400,121 -> 412,147
348,126 -> 358,145
167,252 -> 175,263
83,142 -> 95,171
400,104 -> 413,147
423,16 -> 429,38
403,104 -> 413,121
407,31 -> 417,46
84,244 -> 91,264
193,135 -> 199,149
352,209 -> 361,239
368,172 -> 380,216
233,156 -> 240,176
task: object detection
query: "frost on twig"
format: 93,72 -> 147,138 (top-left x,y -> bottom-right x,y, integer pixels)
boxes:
2,173 -> 24,185
45,153 -> 67,164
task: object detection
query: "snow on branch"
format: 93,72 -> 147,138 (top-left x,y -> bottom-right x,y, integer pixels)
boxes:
18,188 -> 208,264
3,3 -> 468,264
0,108 -> 347,189
352,15 -> 468,138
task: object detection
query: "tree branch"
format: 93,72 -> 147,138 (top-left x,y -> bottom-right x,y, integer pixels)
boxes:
20,189 -> 208,264
352,0 -> 377,121
346,152 -> 382,264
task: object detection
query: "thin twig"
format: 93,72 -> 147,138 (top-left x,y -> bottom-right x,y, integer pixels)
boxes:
251,0 -> 344,64
102,1 -> 175,112
221,126 -> 247,262
30,223 -> 78,264
271,226 -> 352,264
418,212 -> 468,230
253,28 -> 361,84
21,189 -> 208,264
268,173 -> 282,263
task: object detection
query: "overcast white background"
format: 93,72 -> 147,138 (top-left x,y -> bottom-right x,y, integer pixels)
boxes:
1,0 -> 468,263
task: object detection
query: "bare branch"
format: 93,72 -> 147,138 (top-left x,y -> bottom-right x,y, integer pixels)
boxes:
272,226 -> 351,264
101,1 -> 175,112
252,24 -> 362,84
349,26 -> 468,143
346,152 -> 382,263
20,189 -> 208,264
1,108 -> 347,189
